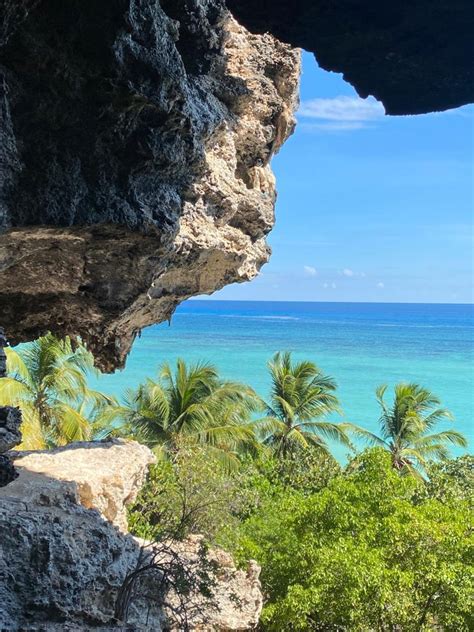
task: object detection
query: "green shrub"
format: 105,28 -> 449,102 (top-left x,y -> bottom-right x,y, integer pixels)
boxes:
128,441 -> 253,543
227,449 -> 473,631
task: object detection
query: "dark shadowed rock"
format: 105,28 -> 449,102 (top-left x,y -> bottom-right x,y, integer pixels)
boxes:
0,440 -> 262,630
0,0 -> 299,370
226,0 -> 474,114
0,454 -> 17,486
0,0 -> 472,370
0,328 -> 7,377
0,406 -> 21,454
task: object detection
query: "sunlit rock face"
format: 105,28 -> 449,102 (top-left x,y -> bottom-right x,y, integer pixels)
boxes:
1,0 -> 472,371
0,440 -> 263,630
0,0 -> 300,370
226,0 -> 474,115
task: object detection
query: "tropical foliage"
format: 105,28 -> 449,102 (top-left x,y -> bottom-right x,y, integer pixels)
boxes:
220,449 -> 473,631
1,333 -> 470,629
0,333 -> 112,449
97,359 -> 260,469
259,352 -> 351,456
348,383 -> 467,478
129,440 -> 254,542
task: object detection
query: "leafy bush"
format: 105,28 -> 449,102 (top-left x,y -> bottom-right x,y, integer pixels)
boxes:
225,449 -> 473,631
129,441 -> 254,543
423,455 -> 474,504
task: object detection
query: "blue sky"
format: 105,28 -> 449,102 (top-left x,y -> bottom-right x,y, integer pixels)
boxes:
205,52 -> 473,303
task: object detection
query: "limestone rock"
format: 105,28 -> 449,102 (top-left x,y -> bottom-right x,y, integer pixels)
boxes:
0,440 -> 263,630
7,439 -> 156,531
0,406 -> 22,454
0,1 -> 300,371
0,488 -> 140,629
227,0 -> 474,115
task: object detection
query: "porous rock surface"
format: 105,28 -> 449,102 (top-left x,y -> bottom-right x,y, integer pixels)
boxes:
1,1 -> 472,370
0,406 -> 21,454
227,0 -> 474,115
0,439 -> 263,630
0,0 -> 300,371
6,438 -> 156,531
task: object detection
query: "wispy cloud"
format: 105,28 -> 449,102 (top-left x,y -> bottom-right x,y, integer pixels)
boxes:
299,121 -> 367,132
377,282 -> 385,289
298,95 -> 385,132
340,268 -> 366,278
303,265 -> 317,277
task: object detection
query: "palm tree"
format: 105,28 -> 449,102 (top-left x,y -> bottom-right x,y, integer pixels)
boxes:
0,333 -> 113,449
258,352 -> 351,457
98,359 -> 260,469
348,383 -> 467,478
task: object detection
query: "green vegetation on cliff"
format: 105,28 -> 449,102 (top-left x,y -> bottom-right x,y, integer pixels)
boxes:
2,334 -> 471,630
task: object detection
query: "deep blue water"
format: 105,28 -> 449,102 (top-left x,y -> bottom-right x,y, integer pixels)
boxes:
92,301 -> 474,459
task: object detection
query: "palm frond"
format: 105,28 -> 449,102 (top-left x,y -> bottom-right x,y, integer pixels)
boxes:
341,422 -> 388,448
300,420 -> 353,448
17,406 -> 47,450
413,430 -> 467,449
55,403 -> 92,444
0,376 -> 32,404
5,347 -> 32,386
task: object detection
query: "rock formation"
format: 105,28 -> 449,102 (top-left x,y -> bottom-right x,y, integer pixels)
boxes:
7,439 -> 156,531
0,0 -> 300,371
1,1 -> 472,370
227,0 -> 474,115
0,439 -> 263,630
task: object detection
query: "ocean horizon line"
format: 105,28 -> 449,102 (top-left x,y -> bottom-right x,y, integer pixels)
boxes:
188,298 -> 474,307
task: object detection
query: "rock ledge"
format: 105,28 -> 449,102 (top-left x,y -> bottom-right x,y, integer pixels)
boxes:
0,439 -> 263,630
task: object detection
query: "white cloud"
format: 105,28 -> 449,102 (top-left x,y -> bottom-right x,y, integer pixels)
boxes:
342,268 -> 354,277
360,272 -> 366,278
299,121 -> 366,133
303,265 -> 317,277
298,95 -> 385,132
323,282 -> 329,288
377,282 -> 385,288
299,95 -> 385,121
331,282 -> 337,289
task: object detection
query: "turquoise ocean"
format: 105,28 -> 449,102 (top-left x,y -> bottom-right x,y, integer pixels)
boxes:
92,301 -> 474,460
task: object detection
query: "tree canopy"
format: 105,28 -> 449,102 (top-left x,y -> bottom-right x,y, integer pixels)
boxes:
98,358 -> 260,469
222,449 -> 473,631
259,352 -> 351,457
